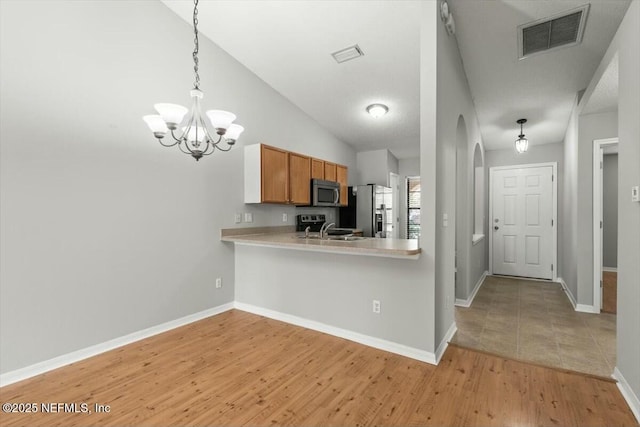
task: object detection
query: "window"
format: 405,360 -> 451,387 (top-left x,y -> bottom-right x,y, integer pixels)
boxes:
407,177 -> 421,239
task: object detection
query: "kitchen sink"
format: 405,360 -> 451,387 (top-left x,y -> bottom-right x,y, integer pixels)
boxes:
326,229 -> 353,236
327,236 -> 366,241
295,235 -> 322,239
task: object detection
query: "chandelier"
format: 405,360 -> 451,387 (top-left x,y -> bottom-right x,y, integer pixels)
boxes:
142,0 -> 244,161
514,118 -> 529,153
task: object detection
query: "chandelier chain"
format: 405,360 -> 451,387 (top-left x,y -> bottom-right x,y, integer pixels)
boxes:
192,0 -> 200,89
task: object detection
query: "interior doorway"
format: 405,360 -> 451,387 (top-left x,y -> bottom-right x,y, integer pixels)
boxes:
489,163 -> 558,280
593,138 -> 619,313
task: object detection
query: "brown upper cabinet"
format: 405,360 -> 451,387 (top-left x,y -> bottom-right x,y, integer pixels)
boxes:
336,165 -> 348,206
289,152 -> 311,205
324,162 -> 337,182
245,144 -> 347,206
259,145 -> 290,204
311,158 -> 325,180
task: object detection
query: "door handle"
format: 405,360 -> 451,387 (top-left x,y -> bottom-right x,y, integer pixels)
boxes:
494,226 -> 499,231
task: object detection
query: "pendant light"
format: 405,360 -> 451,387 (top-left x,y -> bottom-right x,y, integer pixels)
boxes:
515,118 -> 529,154
142,0 -> 244,161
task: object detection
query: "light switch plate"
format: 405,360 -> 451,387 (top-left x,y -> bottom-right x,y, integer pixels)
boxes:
234,213 -> 242,224
282,213 -> 288,222
632,186 -> 639,202
244,213 -> 253,223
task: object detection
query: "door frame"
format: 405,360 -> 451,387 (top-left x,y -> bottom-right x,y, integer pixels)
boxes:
592,138 -> 619,313
489,162 -> 558,280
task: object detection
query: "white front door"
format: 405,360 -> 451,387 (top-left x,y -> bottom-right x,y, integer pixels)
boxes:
492,166 -> 554,279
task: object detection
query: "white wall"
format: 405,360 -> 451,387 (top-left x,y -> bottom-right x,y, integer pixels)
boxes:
613,0 -> 640,407
356,149 -> 398,186
434,0 -> 486,327
576,111 -> 618,305
562,101 -> 580,300
0,0 -> 355,373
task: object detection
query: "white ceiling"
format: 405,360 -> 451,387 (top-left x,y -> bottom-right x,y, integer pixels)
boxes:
162,0 -> 629,157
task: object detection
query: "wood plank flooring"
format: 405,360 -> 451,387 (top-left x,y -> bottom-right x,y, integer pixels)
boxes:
0,310 -> 637,427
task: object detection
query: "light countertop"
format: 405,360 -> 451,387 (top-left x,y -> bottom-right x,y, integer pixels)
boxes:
220,227 -> 421,259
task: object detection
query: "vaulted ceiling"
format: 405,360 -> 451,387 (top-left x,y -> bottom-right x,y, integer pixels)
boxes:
162,0 -> 629,157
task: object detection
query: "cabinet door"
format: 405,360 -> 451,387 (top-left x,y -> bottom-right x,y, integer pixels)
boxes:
324,162 -> 337,182
289,153 -> 311,205
311,158 -> 324,180
261,145 -> 289,203
336,165 -> 348,206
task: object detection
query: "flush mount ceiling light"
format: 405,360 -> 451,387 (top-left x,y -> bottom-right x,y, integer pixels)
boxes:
366,104 -> 389,118
142,0 -> 244,161
515,118 -> 529,153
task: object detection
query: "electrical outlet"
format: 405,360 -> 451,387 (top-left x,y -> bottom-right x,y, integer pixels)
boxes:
372,300 -> 381,314
282,213 -> 288,222
234,213 -> 242,224
244,212 -> 253,223
215,278 -> 222,289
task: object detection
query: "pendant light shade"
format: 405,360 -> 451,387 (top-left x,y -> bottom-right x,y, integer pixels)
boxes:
515,119 -> 529,153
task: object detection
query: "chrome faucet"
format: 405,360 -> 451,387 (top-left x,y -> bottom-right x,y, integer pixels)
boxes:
304,226 -> 311,238
319,222 -> 335,239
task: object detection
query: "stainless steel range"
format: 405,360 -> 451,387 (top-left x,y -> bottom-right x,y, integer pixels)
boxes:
295,214 -> 327,232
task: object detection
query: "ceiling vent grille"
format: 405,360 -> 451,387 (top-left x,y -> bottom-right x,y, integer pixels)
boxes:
518,4 -> 590,60
331,44 -> 364,64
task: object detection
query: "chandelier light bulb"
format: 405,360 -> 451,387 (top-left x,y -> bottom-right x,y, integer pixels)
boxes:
366,103 -> 389,118
206,110 -> 237,134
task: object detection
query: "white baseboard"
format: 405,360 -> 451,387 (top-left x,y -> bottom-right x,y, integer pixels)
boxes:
576,304 -> 599,314
0,302 -> 235,387
435,322 -> 457,363
557,277 -> 577,309
455,270 -> 488,307
234,301 -> 437,365
613,367 -> 640,423
603,267 -> 618,273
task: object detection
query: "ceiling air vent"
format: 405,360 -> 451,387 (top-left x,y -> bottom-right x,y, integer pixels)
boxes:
331,44 -> 364,64
518,4 -> 590,60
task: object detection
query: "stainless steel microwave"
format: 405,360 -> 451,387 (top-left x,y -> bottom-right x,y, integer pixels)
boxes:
311,179 -> 340,207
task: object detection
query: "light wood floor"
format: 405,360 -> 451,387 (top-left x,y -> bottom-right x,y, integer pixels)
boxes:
1,310 -> 637,427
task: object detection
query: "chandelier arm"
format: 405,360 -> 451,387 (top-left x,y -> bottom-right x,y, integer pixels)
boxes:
196,115 -> 218,145
158,138 -> 180,148
214,141 -> 234,152
201,141 -> 216,156
170,129 -> 186,143
178,140 -> 195,155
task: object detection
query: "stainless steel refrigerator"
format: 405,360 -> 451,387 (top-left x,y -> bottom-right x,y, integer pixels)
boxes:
339,185 -> 393,238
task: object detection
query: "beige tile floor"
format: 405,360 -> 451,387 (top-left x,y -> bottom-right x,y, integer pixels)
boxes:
451,275 -> 617,378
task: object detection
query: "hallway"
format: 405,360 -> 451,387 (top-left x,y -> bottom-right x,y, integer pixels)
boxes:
452,275 -> 616,378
